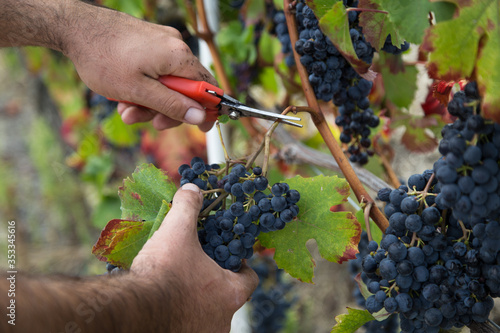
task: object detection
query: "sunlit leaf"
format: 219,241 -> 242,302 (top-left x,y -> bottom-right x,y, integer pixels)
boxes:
258,175 -> 361,283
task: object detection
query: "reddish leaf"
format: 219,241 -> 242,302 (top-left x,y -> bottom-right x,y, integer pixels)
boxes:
432,80 -> 455,105
92,219 -> 154,269
401,125 -> 438,153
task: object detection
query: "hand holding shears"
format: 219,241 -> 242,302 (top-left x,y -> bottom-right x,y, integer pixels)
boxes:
115,76 -> 302,128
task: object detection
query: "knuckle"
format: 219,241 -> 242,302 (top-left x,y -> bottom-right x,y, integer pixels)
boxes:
164,26 -> 183,40
158,94 -> 184,119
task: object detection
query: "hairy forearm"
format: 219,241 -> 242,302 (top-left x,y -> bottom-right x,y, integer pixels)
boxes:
0,271 -> 187,332
0,0 -> 114,54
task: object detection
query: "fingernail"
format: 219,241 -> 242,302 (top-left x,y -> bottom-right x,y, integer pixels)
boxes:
184,107 -> 205,125
182,183 -> 201,194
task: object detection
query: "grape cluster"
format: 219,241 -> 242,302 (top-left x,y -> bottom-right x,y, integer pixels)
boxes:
86,90 -> 118,121
178,157 -> 300,272
273,11 -> 295,67
360,166 -> 498,331
432,81 -> 500,227
294,0 -> 379,164
381,35 -> 410,55
349,231 -> 398,333
249,255 -> 294,333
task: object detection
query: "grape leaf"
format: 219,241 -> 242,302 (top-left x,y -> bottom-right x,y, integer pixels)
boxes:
92,219 -> 153,268
380,59 -> 418,109
401,122 -> 439,153
258,175 -> 361,283
119,164 -> 177,221
101,111 -> 141,147
358,0 -> 456,47
330,307 -> 375,333
422,0 -> 500,121
92,200 -> 171,268
308,1 -> 372,75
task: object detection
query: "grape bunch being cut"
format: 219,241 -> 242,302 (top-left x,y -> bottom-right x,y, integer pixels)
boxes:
178,157 -> 301,272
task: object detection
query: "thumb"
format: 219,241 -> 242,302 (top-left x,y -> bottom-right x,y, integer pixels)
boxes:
155,183 -> 203,244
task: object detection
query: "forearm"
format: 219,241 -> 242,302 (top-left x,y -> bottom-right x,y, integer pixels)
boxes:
0,0 -> 114,54
0,271 -> 188,332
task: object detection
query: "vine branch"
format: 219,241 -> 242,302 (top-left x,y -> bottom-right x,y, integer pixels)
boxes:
283,0 -> 389,232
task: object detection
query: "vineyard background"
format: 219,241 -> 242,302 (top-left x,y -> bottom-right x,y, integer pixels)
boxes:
1,0 -> 500,332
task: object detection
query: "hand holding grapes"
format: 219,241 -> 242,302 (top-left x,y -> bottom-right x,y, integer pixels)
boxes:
131,183 -> 259,332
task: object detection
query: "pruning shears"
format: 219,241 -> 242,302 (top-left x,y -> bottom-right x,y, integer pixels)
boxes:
121,75 -> 302,127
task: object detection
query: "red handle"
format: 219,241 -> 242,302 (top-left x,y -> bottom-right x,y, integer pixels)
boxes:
108,75 -> 222,122
158,75 -> 224,110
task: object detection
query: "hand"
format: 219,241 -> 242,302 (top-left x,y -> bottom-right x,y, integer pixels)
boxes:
131,183 -> 259,332
64,2 -> 216,132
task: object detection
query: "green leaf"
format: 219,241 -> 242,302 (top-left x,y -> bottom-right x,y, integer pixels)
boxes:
357,0 -> 405,51
218,114 -> 230,123
258,67 -> 279,94
358,0 -> 456,46
258,175 -> 361,283
273,0 -> 284,10
148,200 -> 171,238
217,22 -> 256,64
91,195 -> 121,229
330,307 -> 375,333
258,30 -> 281,64
422,0 -> 500,120
245,0 -> 266,23
380,58 -> 418,108
81,154 -> 114,189
92,219 -> 154,269
101,111 -> 141,147
309,1 -> 371,75
119,164 -> 177,221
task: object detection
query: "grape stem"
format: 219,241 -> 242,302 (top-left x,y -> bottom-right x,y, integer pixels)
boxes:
345,8 -> 388,14
457,220 -> 470,242
199,192 -> 229,217
216,121 -> 231,161
372,141 -> 401,188
409,232 -> 418,247
284,0 -> 389,232
201,189 -> 224,195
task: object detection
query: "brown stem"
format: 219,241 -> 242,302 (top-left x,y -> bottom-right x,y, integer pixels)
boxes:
346,8 -> 388,14
194,0 -> 233,94
216,121 -> 230,161
409,232 -> 418,247
201,189 -> 223,195
200,192 -> 229,217
262,122 -> 281,177
468,321 -> 499,333
422,173 -> 435,194
373,144 -> 401,188
284,0 -> 389,232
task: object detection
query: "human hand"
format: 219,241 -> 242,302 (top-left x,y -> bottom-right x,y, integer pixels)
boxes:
131,183 -> 258,332
63,2 -> 216,132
